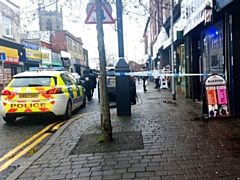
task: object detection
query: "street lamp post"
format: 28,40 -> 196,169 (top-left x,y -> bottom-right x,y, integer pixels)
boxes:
115,0 -> 131,116
170,0 -> 176,100
124,33 -> 128,62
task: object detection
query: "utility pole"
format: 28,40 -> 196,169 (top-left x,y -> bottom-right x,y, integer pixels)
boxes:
38,0 -> 42,68
38,0 -> 42,31
170,0 -> 176,100
55,0 -> 58,30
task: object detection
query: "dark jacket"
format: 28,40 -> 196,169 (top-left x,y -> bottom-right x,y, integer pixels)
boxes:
80,70 -> 91,89
89,72 -> 97,89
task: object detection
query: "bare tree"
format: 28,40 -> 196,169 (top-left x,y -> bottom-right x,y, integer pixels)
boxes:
96,0 -> 112,142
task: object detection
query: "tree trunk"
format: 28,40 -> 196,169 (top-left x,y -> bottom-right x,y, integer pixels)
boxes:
95,0 -> 112,141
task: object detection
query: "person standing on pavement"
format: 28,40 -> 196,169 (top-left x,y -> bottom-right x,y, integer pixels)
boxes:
165,65 -> 171,90
88,69 -> 97,97
141,66 -> 148,92
80,70 -> 92,101
154,67 -> 160,90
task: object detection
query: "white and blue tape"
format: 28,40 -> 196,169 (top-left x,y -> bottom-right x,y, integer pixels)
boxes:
115,71 -> 220,77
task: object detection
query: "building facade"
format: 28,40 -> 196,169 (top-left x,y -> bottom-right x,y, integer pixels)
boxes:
146,0 -> 240,118
0,0 -> 25,83
50,30 -> 88,74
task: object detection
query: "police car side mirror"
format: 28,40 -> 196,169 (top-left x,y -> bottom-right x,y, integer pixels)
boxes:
78,80 -> 85,86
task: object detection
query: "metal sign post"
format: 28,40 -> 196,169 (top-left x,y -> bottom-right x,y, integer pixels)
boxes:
0,51 -> 6,87
170,0 -> 176,100
2,61 -> 5,87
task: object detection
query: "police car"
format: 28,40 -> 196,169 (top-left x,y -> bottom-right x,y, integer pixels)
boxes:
0,69 -> 86,123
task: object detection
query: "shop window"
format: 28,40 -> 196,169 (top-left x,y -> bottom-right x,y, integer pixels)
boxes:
202,20 -> 224,76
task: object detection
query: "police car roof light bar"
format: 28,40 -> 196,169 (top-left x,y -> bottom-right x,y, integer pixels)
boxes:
28,67 -> 64,71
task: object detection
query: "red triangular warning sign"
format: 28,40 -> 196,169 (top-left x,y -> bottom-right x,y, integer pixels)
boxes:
85,2 -> 115,24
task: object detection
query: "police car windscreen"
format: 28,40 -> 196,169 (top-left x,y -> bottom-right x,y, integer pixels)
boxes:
10,77 -> 53,87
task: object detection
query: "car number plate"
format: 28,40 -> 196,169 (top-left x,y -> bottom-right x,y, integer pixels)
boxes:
19,94 -> 39,98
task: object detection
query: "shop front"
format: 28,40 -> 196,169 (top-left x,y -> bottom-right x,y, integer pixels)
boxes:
52,52 -> 62,67
23,48 -> 42,70
60,51 -> 71,72
20,41 -> 41,71
41,48 -> 52,67
0,39 -> 25,76
201,21 -> 224,76
223,0 -> 240,117
183,0 -> 214,101
0,46 -> 19,88
152,28 -> 169,71
73,58 -> 82,75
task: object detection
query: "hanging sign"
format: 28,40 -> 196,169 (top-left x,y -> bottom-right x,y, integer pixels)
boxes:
205,74 -> 230,118
0,52 -> 6,61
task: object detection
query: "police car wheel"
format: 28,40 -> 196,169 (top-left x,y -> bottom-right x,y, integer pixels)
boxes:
64,101 -> 72,120
3,117 -> 16,123
80,95 -> 86,108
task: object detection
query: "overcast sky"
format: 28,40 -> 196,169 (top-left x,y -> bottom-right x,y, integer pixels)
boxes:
11,0 -> 147,66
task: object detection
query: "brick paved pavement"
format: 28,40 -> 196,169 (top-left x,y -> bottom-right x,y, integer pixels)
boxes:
7,81 -> 240,180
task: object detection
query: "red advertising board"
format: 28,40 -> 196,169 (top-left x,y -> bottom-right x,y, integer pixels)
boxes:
205,75 -> 230,118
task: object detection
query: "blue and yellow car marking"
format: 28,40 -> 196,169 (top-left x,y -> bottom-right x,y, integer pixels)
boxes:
67,86 -> 74,98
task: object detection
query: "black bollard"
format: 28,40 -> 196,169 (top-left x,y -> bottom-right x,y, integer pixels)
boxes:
115,58 -> 131,116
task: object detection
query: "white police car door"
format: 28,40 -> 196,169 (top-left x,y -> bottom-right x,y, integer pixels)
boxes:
67,73 -> 82,109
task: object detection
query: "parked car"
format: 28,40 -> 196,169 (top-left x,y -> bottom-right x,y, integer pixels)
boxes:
0,70 -> 86,123
98,68 -> 136,104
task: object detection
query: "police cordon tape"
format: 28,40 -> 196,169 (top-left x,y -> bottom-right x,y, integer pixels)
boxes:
114,71 -> 225,77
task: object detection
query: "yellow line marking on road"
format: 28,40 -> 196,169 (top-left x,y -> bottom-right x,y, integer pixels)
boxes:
51,113 -> 88,131
51,120 -> 68,131
0,112 -> 90,171
0,122 -> 56,162
0,133 -> 51,172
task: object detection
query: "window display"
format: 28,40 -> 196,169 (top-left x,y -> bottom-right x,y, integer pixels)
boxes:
202,20 -> 224,77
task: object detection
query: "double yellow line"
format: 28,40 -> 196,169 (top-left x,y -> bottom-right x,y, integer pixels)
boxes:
0,114 -> 81,172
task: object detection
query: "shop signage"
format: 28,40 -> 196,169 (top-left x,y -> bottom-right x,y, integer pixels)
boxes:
184,10 -> 205,35
60,51 -> 71,59
62,60 -> 70,67
21,41 -> 38,50
52,52 -> 61,63
41,48 -> 52,65
26,49 -> 42,61
152,28 -> 169,58
19,30 -> 54,41
0,46 -> 19,64
205,74 -> 230,118
183,0 -> 213,35
42,53 -> 51,64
